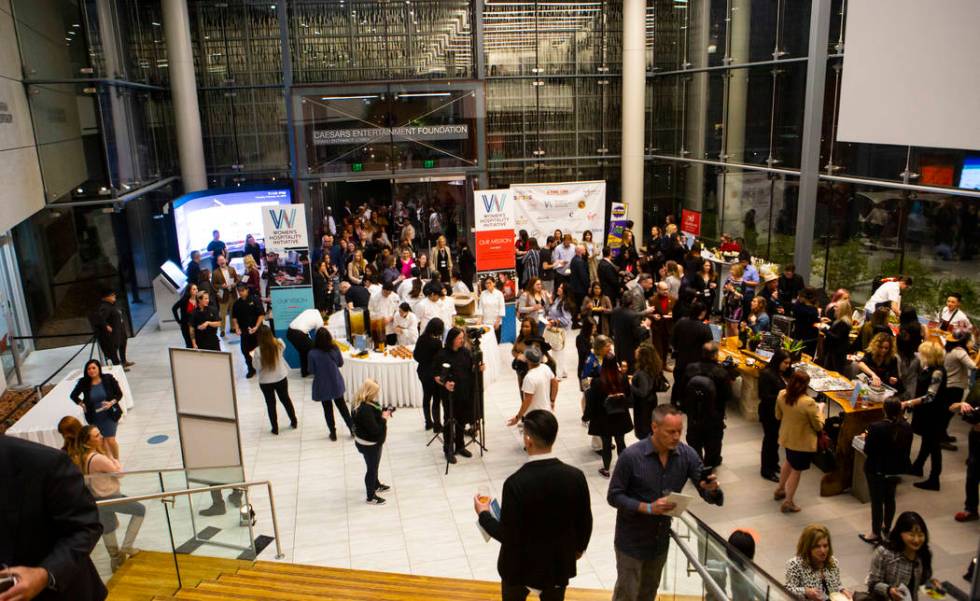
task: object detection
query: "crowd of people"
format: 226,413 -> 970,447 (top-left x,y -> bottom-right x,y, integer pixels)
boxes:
17,203 -> 976,600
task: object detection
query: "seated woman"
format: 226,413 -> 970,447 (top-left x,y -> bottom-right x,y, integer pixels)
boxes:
70,424 -> 145,572
785,524 -> 852,600
857,333 -> 900,390
866,512 -> 941,601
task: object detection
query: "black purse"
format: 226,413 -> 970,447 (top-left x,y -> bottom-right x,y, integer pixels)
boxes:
603,393 -> 632,414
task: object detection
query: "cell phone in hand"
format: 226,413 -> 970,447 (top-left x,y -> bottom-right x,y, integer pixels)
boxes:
0,575 -> 17,593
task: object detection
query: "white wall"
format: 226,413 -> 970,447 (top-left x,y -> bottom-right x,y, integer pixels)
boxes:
837,0 -> 980,151
0,0 -> 45,233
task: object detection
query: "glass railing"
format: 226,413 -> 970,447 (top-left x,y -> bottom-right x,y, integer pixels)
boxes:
85,465 -> 284,594
668,511 -> 798,601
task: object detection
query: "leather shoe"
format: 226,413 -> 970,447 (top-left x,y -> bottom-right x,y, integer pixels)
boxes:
433,424 -> 443,434
329,431 -> 337,441
457,448 -> 473,458
913,480 -> 940,491
940,441 -> 958,451
761,472 -> 780,483
445,453 -> 457,464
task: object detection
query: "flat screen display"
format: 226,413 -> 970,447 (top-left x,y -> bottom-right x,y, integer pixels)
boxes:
959,156 -> 980,190
160,260 -> 188,290
173,187 -> 291,264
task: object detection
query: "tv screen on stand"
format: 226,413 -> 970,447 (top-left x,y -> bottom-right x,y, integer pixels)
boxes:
173,187 -> 292,265
959,155 -> 980,190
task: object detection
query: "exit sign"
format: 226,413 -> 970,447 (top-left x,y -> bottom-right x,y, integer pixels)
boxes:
423,159 -> 435,169
352,162 -> 363,172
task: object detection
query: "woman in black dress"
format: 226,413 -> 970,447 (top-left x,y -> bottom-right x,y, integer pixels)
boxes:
897,307 -> 924,398
818,300 -> 852,373
456,240 -> 476,291
171,283 -> 198,349
587,357 -> 633,478
434,327 -> 483,463
630,343 -> 663,440
906,341 -> 948,491
859,398 -> 912,545
413,317 -> 445,432
857,332 -> 901,390
758,350 -> 790,482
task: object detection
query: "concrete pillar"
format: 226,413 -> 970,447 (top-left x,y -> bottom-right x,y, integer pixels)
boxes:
621,0 -> 646,235
722,0 -> 751,236
162,0 -> 207,192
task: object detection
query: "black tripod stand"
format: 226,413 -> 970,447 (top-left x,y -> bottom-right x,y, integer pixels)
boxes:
425,363 -> 460,475
463,339 -> 487,457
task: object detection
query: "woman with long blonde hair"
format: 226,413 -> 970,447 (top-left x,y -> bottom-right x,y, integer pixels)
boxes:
252,325 -> 297,434
905,341 -> 948,491
351,379 -> 392,505
242,254 -> 261,298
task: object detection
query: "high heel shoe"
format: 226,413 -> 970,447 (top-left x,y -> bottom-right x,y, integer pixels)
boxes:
780,501 -> 801,513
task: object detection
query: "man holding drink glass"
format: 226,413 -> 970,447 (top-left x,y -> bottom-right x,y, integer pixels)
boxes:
473,411 -> 592,601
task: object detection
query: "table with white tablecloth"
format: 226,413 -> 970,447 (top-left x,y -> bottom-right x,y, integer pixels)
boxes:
339,350 -> 423,407
6,365 -> 135,449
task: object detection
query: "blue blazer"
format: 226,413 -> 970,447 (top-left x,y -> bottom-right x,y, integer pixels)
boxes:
309,347 -> 345,401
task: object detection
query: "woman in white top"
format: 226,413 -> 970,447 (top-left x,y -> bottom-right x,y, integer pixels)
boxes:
437,287 -> 457,331
252,325 -> 298,434
478,276 -> 506,341
394,302 -> 420,345
72,425 -> 145,572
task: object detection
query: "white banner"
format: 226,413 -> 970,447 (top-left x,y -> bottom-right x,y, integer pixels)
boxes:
262,203 -> 309,253
509,180 -> 606,247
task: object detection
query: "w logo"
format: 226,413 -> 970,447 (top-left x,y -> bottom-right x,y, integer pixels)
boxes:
481,194 -> 506,213
269,208 -> 297,229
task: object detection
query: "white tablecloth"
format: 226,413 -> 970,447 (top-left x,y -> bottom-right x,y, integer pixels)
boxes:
6,365 -> 135,449
340,350 -> 422,408
476,326 -> 501,387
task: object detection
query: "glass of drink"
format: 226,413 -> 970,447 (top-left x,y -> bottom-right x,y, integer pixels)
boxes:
477,485 -> 491,504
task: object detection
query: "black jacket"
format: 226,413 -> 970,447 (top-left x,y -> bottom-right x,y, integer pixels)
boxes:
682,360 -> 733,423
610,306 -> 645,366
413,334 -> 442,382
89,300 -> 125,344
569,255 -> 590,298
671,318 -> 713,369
478,458 -> 592,589
0,436 -> 107,601
345,284 -> 370,309
864,418 -> 912,476
171,293 -> 195,326
598,259 -> 621,303
69,374 -> 124,422
353,401 -> 387,445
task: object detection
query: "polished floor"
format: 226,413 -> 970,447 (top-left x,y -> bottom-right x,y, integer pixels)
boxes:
15,318 -> 977,594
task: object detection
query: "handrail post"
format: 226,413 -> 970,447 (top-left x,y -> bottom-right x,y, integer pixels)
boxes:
266,481 -> 285,560
670,527 -> 731,601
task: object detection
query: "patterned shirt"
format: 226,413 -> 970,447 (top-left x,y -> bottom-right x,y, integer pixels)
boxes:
866,546 -> 926,601
784,556 -> 843,600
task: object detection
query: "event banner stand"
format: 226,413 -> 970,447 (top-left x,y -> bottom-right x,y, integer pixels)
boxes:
262,204 -> 314,368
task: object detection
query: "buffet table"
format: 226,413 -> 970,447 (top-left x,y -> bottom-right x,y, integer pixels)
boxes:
340,350 -> 423,408
6,365 -> 135,449
718,338 -> 881,497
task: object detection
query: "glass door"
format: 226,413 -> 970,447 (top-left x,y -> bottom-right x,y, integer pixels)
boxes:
0,231 -> 32,383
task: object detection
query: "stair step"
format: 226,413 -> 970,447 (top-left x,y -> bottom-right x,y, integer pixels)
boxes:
247,563 -> 501,591
220,572 -> 498,600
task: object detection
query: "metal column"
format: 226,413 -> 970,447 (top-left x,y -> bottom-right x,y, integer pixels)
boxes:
163,0 -> 208,192
792,0 -> 832,279
621,0 -> 646,234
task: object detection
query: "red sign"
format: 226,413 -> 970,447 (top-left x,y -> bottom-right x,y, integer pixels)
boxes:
475,229 -> 515,271
681,209 -> 702,236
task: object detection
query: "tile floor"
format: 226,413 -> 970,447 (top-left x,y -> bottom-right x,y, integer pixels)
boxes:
14,317 -> 978,594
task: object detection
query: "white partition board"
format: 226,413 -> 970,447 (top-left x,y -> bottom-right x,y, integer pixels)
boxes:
170,347 -> 244,473
170,348 -> 237,419
837,0 -> 980,151
177,415 -> 242,470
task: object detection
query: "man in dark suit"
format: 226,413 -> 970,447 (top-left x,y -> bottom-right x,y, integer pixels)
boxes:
598,246 -> 621,306
475,410 -> 592,601
569,245 -> 590,326
89,288 -> 133,371
0,436 -> 107,601
610,296 -> 649,372
669,301 -> 713,407
682,342 -> 735,470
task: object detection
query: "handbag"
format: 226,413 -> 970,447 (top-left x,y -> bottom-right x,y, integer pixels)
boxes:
543,326 -> 565,351
107,401 -> 123,422
603,392 -> 632,414
813,431 -> 837,472
656,374 -> 671,393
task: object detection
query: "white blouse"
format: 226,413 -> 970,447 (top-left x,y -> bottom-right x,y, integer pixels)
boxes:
479,289 -> 506,326
252,340 -> 290,384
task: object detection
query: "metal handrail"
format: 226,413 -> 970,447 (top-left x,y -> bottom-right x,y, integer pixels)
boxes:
670,527 -> 732,601
97,480 -> 285,560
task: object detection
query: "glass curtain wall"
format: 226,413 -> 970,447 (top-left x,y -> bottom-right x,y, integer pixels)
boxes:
644,0 -> 980,319
9,0 -> 178,347
485,0 -> 623,191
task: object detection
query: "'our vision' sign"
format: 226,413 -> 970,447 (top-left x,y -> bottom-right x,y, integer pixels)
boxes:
313,124 -> 469,146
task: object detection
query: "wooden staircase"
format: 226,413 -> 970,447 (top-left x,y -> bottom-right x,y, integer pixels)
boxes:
107,551 -> 611,601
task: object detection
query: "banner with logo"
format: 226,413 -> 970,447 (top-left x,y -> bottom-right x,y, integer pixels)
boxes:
473,188 -> 516,271
262,203 -> 309,253
605,202 -> 629,257
271,286 -> 315,368
510,181 -> 606,248
681,208 -> 702,237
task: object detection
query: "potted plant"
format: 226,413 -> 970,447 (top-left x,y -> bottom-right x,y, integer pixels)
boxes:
782,337 -> 806,362
747,331 -> 762,352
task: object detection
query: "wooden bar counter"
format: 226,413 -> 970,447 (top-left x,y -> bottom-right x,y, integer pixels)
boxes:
718,338 -> 883,497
